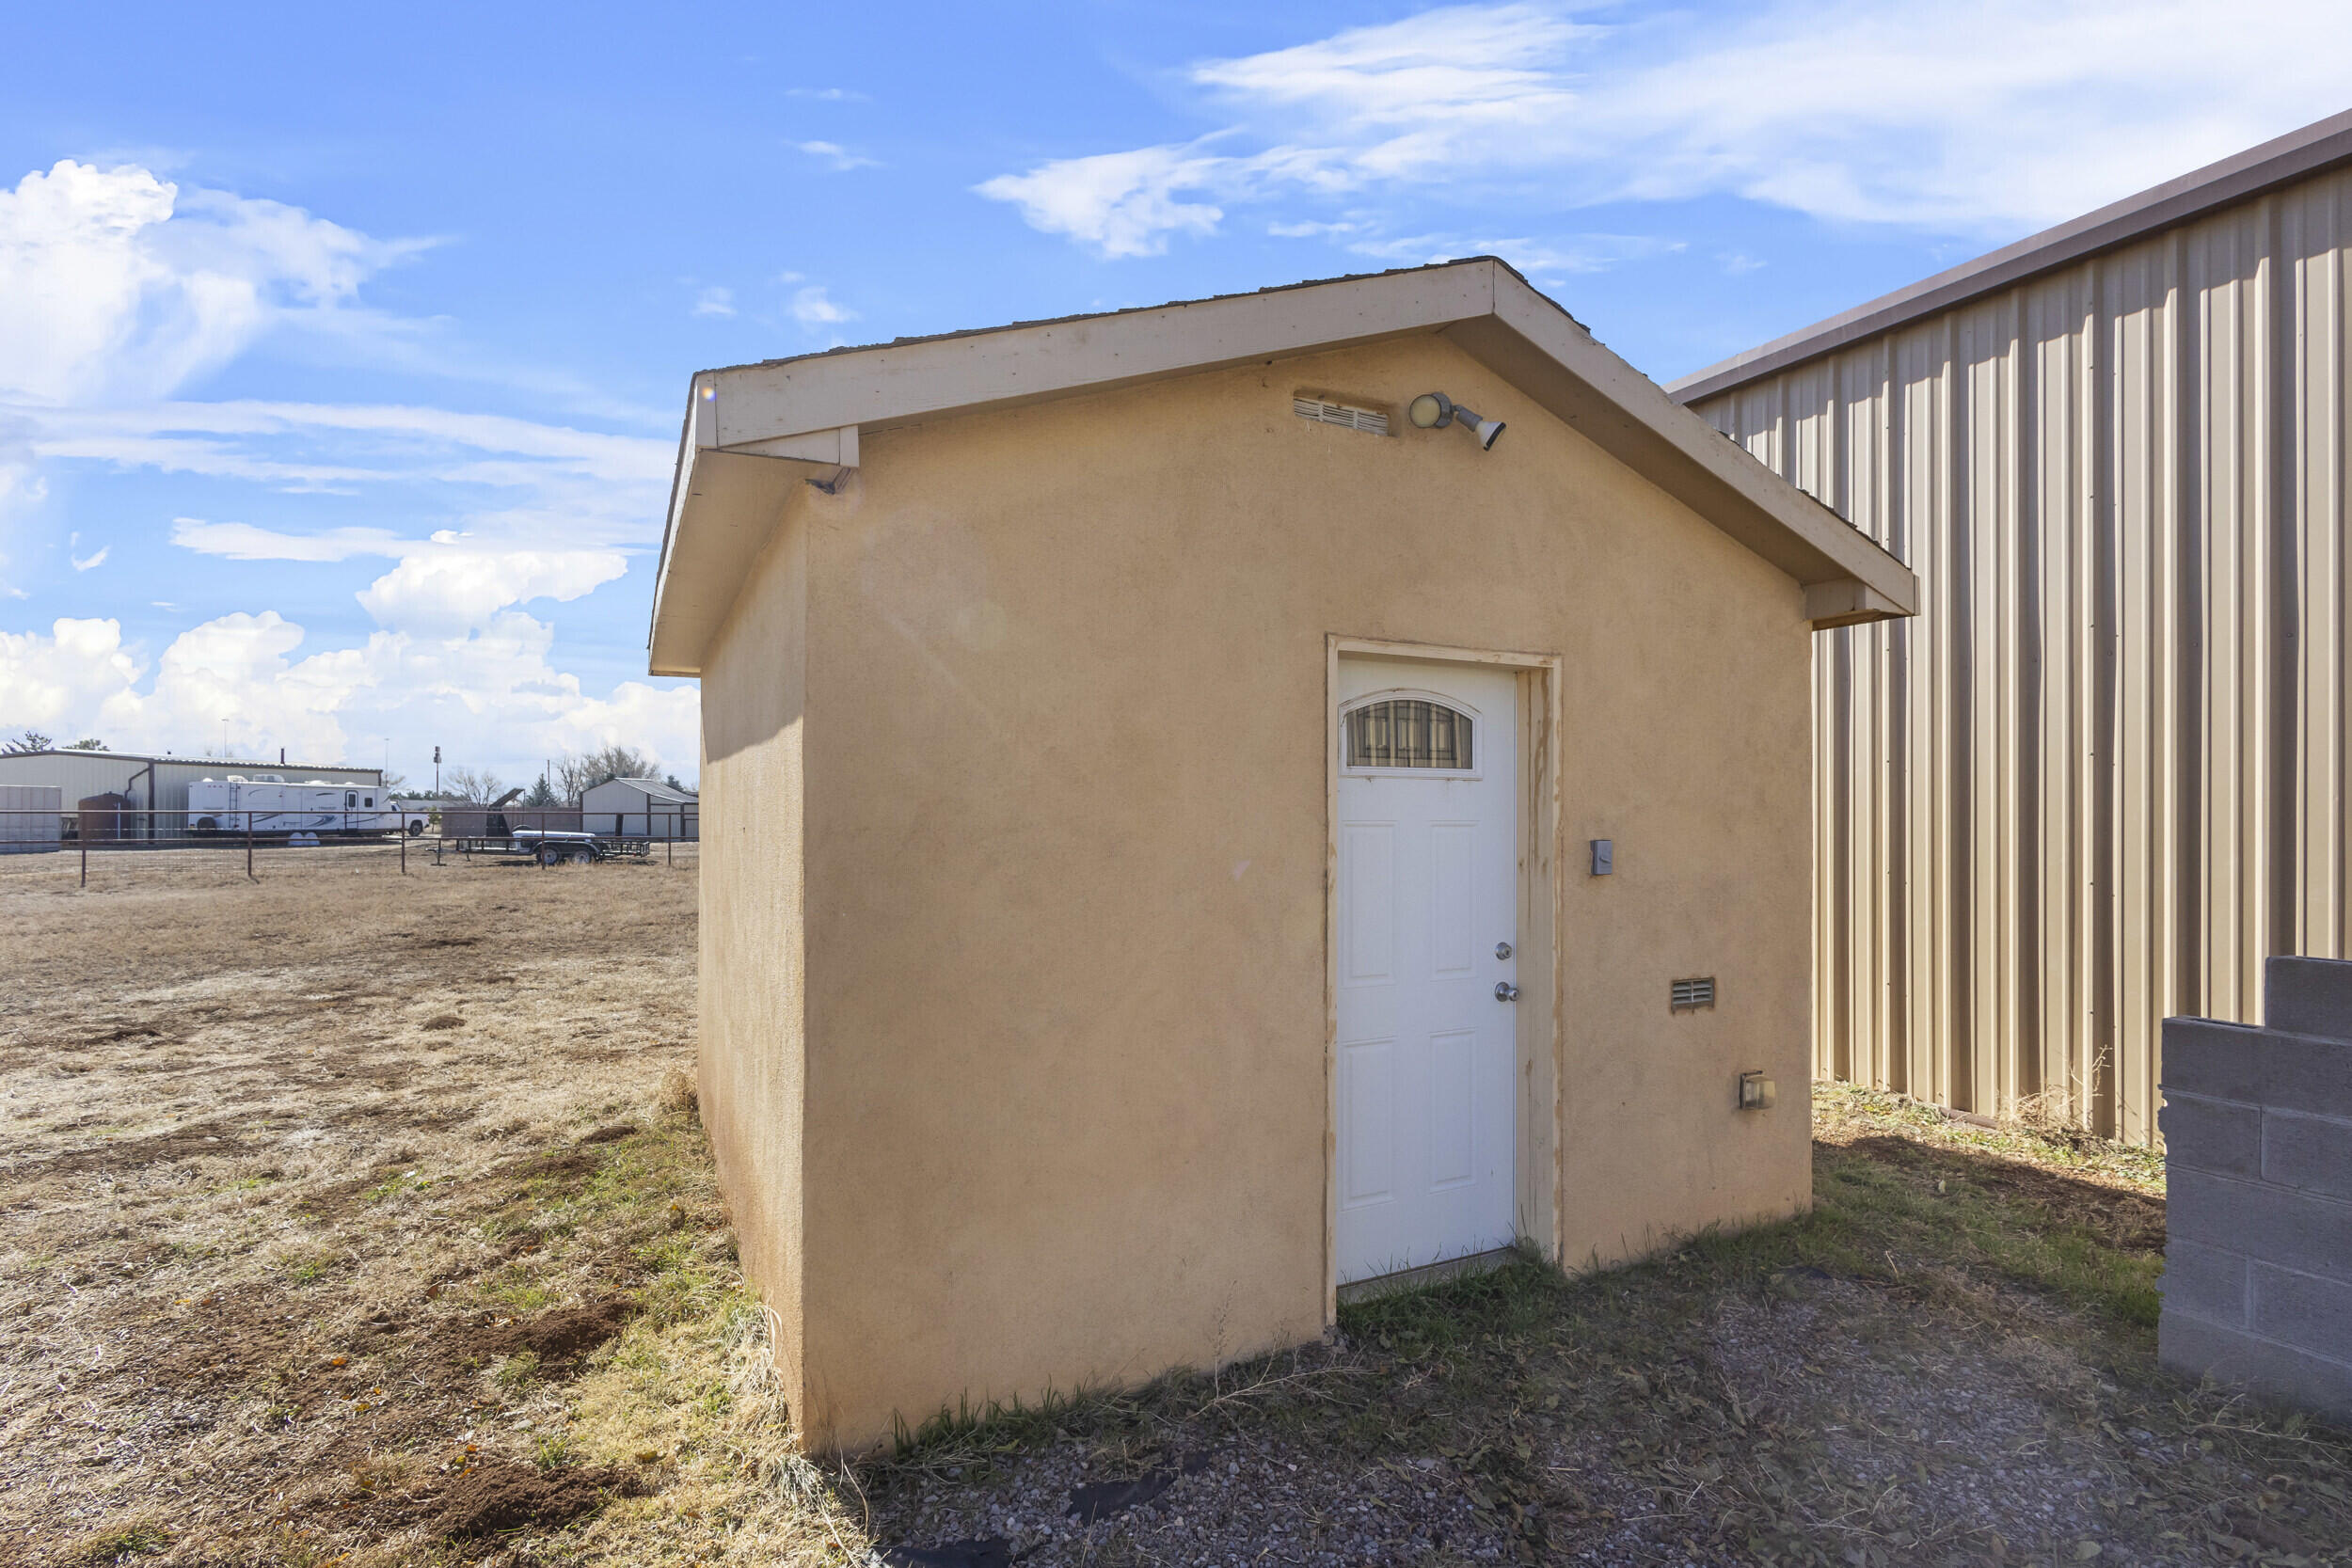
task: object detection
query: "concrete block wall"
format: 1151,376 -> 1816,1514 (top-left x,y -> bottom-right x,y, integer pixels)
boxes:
2160,957 -> 2352,1421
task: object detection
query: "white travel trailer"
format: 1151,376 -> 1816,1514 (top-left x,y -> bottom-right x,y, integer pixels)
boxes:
185,777 -> 427,837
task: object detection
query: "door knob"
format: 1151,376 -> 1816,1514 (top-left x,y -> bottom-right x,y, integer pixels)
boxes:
1494,941 -> 1513,959
1495,982 -> 1520,1002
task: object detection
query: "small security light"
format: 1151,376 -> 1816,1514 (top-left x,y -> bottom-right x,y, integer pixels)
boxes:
1406,390 -> 1504,451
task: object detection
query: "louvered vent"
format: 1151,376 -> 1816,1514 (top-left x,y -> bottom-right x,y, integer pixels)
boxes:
1670,976 -> 1716,1012
1294,397 -> 1390,436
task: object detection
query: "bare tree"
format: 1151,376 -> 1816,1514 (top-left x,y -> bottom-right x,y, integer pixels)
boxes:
442,767 -> 507,803
554,745 -> 659,804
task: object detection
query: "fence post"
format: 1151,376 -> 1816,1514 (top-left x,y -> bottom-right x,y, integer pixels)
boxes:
400,821 -> 407,876
80,832 -> 87,889
246,811 -> 255,882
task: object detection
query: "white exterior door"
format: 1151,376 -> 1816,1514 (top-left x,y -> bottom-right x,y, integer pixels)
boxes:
1335,657 -> 1519,1285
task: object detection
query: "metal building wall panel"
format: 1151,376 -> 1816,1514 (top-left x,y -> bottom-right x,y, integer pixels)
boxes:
1694,166 -> 2352,1141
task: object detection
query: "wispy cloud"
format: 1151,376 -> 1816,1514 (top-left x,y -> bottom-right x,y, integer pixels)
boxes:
68,532 -> 105,571
794,140 -> 880,172
978,0 -> 2352,259
691,284 -> 736,317
788,285 -> 856,328
787,87 -> 867,103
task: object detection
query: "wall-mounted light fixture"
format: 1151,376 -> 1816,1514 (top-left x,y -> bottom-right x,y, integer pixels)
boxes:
1407,391 -> 1505,451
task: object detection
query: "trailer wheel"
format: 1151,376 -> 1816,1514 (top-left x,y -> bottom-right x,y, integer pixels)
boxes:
539,843 -> 564,866
407,819 -> 424,836
195,816 -> 218,833
567,847 -> 595,864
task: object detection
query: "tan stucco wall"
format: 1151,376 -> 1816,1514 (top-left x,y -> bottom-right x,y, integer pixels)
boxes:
698,332 -> 1815,1449
697,515 -> 810,1421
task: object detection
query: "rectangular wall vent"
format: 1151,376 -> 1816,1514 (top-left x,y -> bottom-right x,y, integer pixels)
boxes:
1294,396 -> 1390,436
1670,976 -> 1716,1012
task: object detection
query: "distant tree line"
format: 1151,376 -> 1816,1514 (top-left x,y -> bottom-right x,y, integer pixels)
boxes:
2,731 -> 105,753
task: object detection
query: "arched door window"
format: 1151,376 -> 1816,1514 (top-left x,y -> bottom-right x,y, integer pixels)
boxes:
1343,695 -> 1474,771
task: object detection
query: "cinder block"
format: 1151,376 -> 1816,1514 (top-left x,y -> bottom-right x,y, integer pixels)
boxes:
2160,1019 -> 2352,1119
2161,1017 -> 2274,1102
2159,1237 -> 2249,1326
2261,1032 -> 2352,1121
2251,1263 -> 2352,1363
2167,1168 -> 2352,1283
2264,1109 -> 2352,1201
2158,1092 -> 2262,1177
2162,1310 -> 2352,1424
2268,956 -> 2352,1044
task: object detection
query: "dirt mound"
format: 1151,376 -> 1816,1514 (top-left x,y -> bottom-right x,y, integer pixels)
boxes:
461,1298 -> 635,1367
421,1458 -> 643,1539
579,1123 -> 636,1144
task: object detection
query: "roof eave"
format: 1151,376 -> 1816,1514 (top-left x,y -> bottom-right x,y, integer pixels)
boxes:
647,258 -> 1917,675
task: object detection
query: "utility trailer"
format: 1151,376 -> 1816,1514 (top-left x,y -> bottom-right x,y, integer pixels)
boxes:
187,777 -> 427,837
502,828 -> 649,866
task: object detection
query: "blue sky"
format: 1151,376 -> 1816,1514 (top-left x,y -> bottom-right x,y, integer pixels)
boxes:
3,1 -> 2345,788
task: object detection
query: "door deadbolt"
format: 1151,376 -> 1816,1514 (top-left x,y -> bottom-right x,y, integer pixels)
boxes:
1494,941 -> 1513,960
1495,981 -> 1520,1002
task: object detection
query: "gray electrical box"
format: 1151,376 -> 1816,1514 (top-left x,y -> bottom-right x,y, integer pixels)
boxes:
1590,838 -> 1613,876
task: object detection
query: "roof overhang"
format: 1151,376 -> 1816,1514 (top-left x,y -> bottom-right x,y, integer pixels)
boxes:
649,259 -> 1917,675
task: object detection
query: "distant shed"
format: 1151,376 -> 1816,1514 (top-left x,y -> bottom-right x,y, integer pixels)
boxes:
580,777 -> 697,839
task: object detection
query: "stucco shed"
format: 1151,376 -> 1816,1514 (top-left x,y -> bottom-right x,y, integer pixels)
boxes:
649,259 -> 1917,1451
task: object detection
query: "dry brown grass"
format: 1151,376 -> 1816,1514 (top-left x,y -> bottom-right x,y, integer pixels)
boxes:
0,846 -> 865,1567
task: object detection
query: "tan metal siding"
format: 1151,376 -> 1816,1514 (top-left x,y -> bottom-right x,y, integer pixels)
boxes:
1692,168 -> 2352,1140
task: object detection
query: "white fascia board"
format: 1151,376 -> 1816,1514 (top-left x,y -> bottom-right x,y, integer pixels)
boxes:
647,258 -> 1918,669
699,262 -> 1499,450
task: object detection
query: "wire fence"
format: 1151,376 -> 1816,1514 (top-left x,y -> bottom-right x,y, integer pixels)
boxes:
0,808 -> 700,888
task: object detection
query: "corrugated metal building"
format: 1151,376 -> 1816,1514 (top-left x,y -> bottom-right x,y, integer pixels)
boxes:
0,751 -> 384,836
580,777 -> 698,839
0,785 -> 62,853
1673,109 -> 2352,1142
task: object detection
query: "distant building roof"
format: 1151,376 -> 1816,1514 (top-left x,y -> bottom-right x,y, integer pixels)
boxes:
589,776 -> 697,803
0,749 -> 380,775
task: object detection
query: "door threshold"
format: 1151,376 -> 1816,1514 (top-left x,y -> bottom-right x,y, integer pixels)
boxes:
1337,1245 -> 1519,1306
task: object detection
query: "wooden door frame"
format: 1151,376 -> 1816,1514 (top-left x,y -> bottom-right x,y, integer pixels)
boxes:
1324,634 -> 1564,1323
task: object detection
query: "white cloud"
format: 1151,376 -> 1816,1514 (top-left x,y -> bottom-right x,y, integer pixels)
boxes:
788,285 -> 857,328
0,159 -> 429,406
169,517 -> 408,561
979,1 -> 2352,255
0,583 -> 693,783
691,285 -> 736,317
1344,230 -> 1684,277
794,140 -> 880,172
68,533 -> 105,571
977,145 -> 1228,260
353,543 -> 628,634
787,87 -> 867,103
0,159 -> 691,777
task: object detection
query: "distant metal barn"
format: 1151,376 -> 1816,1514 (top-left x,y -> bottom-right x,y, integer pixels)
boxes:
580,777 -> 697,839
1675,110 -> 2352,1143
